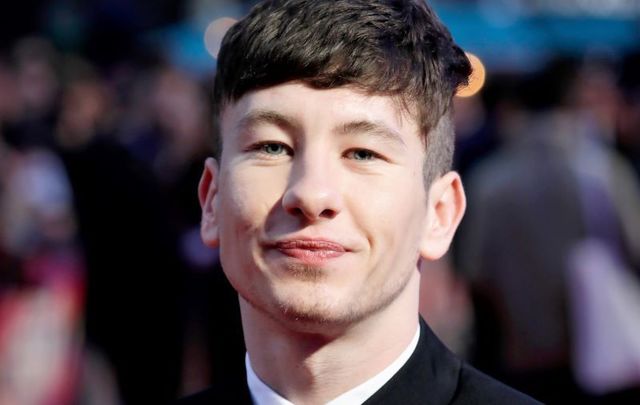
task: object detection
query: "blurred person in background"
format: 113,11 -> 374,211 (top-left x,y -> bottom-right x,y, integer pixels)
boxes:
151,67 -> 246,396
0,130 -> 84,405
563,59 -> 640,403
1,32 -> 242,402
459,57 -> 640,403
0,37 -> 86,405
127,64 -> 244,395
55,57 -> 184,404
0,2 -> 242,403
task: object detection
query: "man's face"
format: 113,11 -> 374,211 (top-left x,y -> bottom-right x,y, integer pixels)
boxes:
201,82 -> 458,331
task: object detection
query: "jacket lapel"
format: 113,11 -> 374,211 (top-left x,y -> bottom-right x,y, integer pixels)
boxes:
363,318 -> 462,405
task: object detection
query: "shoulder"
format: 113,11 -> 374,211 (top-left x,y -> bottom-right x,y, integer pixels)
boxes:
451,362 -> 542,405
365,319 -> 539,405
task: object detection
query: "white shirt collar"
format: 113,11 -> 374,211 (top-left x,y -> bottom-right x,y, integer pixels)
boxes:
246,325 -> 420,405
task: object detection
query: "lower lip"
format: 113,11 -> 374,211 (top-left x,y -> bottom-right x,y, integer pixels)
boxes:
276,248 -> 345,265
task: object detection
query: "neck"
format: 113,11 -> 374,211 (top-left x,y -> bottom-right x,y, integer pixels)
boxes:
241,274 -> 421,405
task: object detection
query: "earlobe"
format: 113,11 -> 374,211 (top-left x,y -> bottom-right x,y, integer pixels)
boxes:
198,157 -> 220,248
420,171 -> 466,260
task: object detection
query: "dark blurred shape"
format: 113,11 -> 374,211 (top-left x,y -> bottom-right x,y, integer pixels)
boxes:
2,38 -> 60,151
55,60 -> 183,403
617,50 -> 640,179
83,0 -> 168,67
131,66 -> 246,398
0,0 -> 48,49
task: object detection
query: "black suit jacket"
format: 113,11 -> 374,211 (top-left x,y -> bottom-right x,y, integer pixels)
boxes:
179,319 -> 540,404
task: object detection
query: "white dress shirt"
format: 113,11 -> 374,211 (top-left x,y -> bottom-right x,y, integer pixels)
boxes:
246,325 -> 420,405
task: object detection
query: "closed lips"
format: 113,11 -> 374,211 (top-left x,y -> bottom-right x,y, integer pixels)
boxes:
274,240 -> 347,252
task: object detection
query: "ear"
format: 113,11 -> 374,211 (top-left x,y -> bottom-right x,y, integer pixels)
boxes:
419,171 -> 466,260
198,157 -> 220,248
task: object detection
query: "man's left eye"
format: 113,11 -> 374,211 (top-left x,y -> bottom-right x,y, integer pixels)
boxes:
262,143 -> 287,155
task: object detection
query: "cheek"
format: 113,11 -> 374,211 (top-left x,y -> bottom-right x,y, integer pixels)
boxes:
219,166 -> 289,236
348,173 -> 427,251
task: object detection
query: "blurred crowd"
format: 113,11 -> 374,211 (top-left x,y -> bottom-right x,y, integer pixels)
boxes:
418,52 -> 640,405
451,55 -> 640,404
1,3 -> 640,405
0,35 -> 247,404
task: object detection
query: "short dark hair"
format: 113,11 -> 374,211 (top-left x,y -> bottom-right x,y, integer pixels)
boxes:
213,0 -> 471,183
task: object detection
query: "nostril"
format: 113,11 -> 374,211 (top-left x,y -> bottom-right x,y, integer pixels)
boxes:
285,205 -> 336,221
320,208 -> 337,219
288,206 -> 305,217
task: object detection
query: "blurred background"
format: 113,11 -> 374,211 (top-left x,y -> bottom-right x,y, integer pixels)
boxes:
0,0 -> 639,403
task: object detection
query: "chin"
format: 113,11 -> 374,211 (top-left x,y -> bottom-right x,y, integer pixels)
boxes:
240,285 -> 360,332
253,284 -> 401,335
235,262 -> 416,334
275,306 -> 363,336
278,299 -> 359,326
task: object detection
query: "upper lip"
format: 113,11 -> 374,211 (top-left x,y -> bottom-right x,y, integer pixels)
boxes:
266,238 -> 348,252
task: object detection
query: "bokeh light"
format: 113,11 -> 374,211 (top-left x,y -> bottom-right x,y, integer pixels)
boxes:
456,52 -> 486,98
204,17 -> 237,59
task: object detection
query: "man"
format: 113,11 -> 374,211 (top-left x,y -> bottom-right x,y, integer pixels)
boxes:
183,0 -> 538,403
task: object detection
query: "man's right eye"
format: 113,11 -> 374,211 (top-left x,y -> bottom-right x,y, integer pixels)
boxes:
247,142 -> 293,158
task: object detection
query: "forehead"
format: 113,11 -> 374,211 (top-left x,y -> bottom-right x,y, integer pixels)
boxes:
220,82 -> 421,140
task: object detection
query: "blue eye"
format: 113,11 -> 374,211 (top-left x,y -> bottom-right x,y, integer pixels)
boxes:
245,141 -> 293,159
261,143 -> 287,155
349,149 -> 376,161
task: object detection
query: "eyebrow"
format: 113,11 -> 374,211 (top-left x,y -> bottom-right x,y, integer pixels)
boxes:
236,109 -> 301,135
335,120 -> 407,148
236,109 -> 407,148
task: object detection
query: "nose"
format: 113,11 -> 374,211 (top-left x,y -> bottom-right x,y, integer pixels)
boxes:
281,156 -> 342,222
